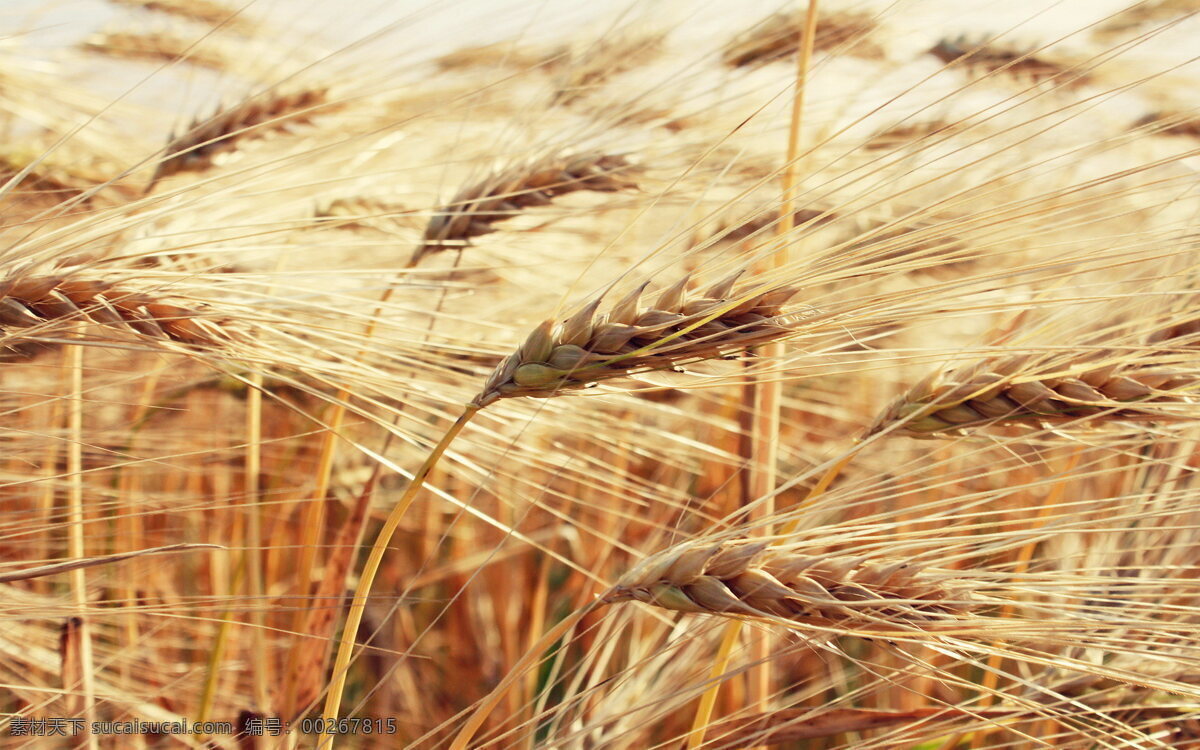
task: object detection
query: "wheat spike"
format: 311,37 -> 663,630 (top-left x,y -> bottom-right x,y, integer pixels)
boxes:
867,349 -> 1200,438
1137,111 -> 1200,138
722,10 -> 881,68
147,88 -> 331,190
0,274 -> 232,349
603,541 -> 978,627
549,32 -> 665,106
314,196 -> 414,234
105,0 -> 257,34
412,152 -> 638,266
472,274 -> 800,406
0,145 -> 133,207
1095,0 -> 1200,39
81,30 -> 231,71
928,36 -> 1087,87
865,119 -> 961,151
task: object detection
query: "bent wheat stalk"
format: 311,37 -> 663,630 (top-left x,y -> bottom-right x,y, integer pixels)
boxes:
320,271 -> 803,747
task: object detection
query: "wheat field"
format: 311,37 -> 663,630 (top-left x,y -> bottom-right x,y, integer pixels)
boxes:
1,0 -> 1199,748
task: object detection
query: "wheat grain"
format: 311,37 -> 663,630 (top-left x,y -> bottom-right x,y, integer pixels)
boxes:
472,273 -> 800,406
413,151 -> 638,266
1095,0 -> 1200,39
1137,111 -> 1200,138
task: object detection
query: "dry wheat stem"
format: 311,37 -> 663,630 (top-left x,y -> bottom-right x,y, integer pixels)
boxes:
319,405 -> 479,750
472,274 -> 800,406
412,152 -> 638,266
0,544 -> 219,583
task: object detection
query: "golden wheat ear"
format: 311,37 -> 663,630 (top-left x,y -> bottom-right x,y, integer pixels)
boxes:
411,151 -> 639,266
0,273 -> 234,349
721,9 -> 882,67
472,273 -> 800,406
80,29 -> 242,73
867,345 -> 1200,438
145,87 -> 333,192
603,540 -> 979,627
105,0 -> 258,34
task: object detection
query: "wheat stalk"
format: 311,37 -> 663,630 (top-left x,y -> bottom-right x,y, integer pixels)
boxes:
412,151 -> 638,266
473,273 -> 800,406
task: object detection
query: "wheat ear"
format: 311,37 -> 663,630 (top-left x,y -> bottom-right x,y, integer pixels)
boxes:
81,30 -> 231,72
603,540 -> 979,628
721,10 -> 880,68
0,274 -> 232,349
412,151 -> 638,266
473,273 -> 800,406
146,88 -> 332,191
105,0 -> 257,34
867,351 -> 1199,438
549,32 -> 665,106
928,35 -> 1087,87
